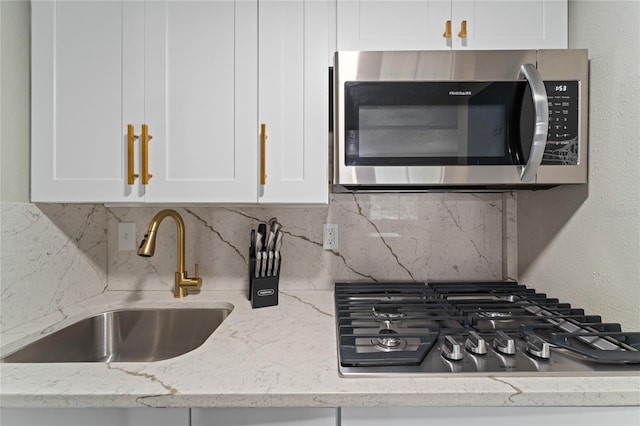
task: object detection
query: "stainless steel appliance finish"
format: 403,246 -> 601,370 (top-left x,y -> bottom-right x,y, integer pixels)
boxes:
332,50 -> 589,191
0,308 -> 231,363
335,282 -> 640,376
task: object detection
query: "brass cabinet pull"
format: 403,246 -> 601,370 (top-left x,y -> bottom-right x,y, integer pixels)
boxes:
260,123 -> 267,185
442,20 -> 452,39
126,124 -> 139,185
141,124 -> 153,184
458,20 -> 468,39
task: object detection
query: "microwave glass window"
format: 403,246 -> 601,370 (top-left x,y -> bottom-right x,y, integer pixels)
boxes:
357,104 -> 507,159
344,81 -> 530,166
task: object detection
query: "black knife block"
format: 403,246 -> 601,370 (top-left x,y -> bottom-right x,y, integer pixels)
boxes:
248,252 -> 280,309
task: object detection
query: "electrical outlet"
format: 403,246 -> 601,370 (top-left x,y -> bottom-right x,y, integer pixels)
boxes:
118,222 -> 137,251
323,224 -> 338,250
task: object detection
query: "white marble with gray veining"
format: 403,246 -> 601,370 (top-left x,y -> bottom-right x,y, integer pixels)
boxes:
1,290 -> 638,408
107,193 -> 515,294
0,203 -> 108,331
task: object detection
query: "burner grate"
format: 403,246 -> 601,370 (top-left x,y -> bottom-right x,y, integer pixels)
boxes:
335,280 -> 640,375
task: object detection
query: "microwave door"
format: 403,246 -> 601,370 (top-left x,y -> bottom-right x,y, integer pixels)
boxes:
518,64 -> 549,182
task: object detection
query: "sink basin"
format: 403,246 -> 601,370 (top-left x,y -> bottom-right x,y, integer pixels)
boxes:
0,307 -> 232,363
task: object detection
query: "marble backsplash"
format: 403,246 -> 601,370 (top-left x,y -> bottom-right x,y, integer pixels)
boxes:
107,193 -> 516,293
1,193 -> 516,330
1,203 -> 108,330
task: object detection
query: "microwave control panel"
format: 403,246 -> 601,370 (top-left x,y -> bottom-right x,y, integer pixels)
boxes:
543,81 -> 579,165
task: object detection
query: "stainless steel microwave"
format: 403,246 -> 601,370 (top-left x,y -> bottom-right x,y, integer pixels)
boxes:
332,49 -> 589,191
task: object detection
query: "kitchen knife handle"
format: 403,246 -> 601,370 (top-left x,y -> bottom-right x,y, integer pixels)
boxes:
126,124 -> 139,185
141,124 -> 153,185
260,123 -> 267,185
255,252 -> 261,278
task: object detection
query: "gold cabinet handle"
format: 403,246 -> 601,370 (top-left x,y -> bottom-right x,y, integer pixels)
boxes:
141,124 -> 153,185
442,20 -> 452,39
458,20 -> 468,39
260,123 -> 267,185
126,124 -> 139,185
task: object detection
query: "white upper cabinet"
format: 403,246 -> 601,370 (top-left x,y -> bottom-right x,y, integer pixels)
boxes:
31,1 -> 145,202
337,0 -> 452,51
31,0 -> 327,204
258,0 -> 330,204
143,0 -> 258,203
336,0 -> 568,51
32,0 -> 257,203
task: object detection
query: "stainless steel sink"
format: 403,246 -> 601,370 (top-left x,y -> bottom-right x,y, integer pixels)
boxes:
0,307 -> 232,363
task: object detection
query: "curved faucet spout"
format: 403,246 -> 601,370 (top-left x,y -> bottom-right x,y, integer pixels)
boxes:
138,209 -> 202,298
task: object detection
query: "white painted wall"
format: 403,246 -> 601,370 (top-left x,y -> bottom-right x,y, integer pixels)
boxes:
518,1 -> 640,329
0,0 -> 30,203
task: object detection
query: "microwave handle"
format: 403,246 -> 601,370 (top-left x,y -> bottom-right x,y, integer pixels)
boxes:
518,63 -> 549,182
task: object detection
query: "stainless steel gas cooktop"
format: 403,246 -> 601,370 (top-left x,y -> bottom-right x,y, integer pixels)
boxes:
334,281 -> 640,377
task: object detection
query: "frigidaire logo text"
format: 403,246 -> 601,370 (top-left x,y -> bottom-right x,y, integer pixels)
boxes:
449,90 -> 472,96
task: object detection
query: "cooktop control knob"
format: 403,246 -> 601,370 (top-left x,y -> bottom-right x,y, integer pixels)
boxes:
526,335 -> 551,360
441,335 -> 464,361
465,331 -> 487,355
493,331 -> 516,355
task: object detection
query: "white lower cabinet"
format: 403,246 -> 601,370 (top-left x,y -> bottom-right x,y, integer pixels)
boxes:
340,407 -> 640,426
0,408 -> 189,426
191,408 -> 337,426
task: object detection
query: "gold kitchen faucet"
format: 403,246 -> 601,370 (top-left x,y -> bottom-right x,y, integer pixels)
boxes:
138,209 -> 202,298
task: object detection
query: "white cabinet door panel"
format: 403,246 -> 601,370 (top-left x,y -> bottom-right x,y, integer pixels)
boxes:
144,0 -> 258,203
191,408 -> 337,426
31,1 -> 144,202
453,0 -> 567,49
258,0 -> 329,204
335,0 -> 567,52
341,407 -> 640,426
337,0 -> 452,51
0,408 -> 188,426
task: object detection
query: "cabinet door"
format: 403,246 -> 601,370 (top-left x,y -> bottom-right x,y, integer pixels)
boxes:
335,0 -> 567,52
191,408 -> 337,426
336,0 -> 452,51
0,408 -> 189,426
258,0 -> 329,204
144,0 -> 258,203
452,0 -> 567,49
341,407 -> 640,426
31,0 -> 144,202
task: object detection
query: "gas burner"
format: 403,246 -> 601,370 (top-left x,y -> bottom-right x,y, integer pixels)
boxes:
335,281 -> 640,375
371,304 -> 405,321
372,329 -> 407,351
478,311 -> 513,319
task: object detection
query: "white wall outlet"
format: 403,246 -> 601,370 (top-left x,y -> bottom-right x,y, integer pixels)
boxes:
118,222 -> 137,251
323,224 -> 339,250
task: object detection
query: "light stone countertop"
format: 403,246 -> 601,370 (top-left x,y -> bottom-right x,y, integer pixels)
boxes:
1,290 -> 639,408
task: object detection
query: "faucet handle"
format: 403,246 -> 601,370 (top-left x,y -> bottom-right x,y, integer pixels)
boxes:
194,263 -> 200,279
